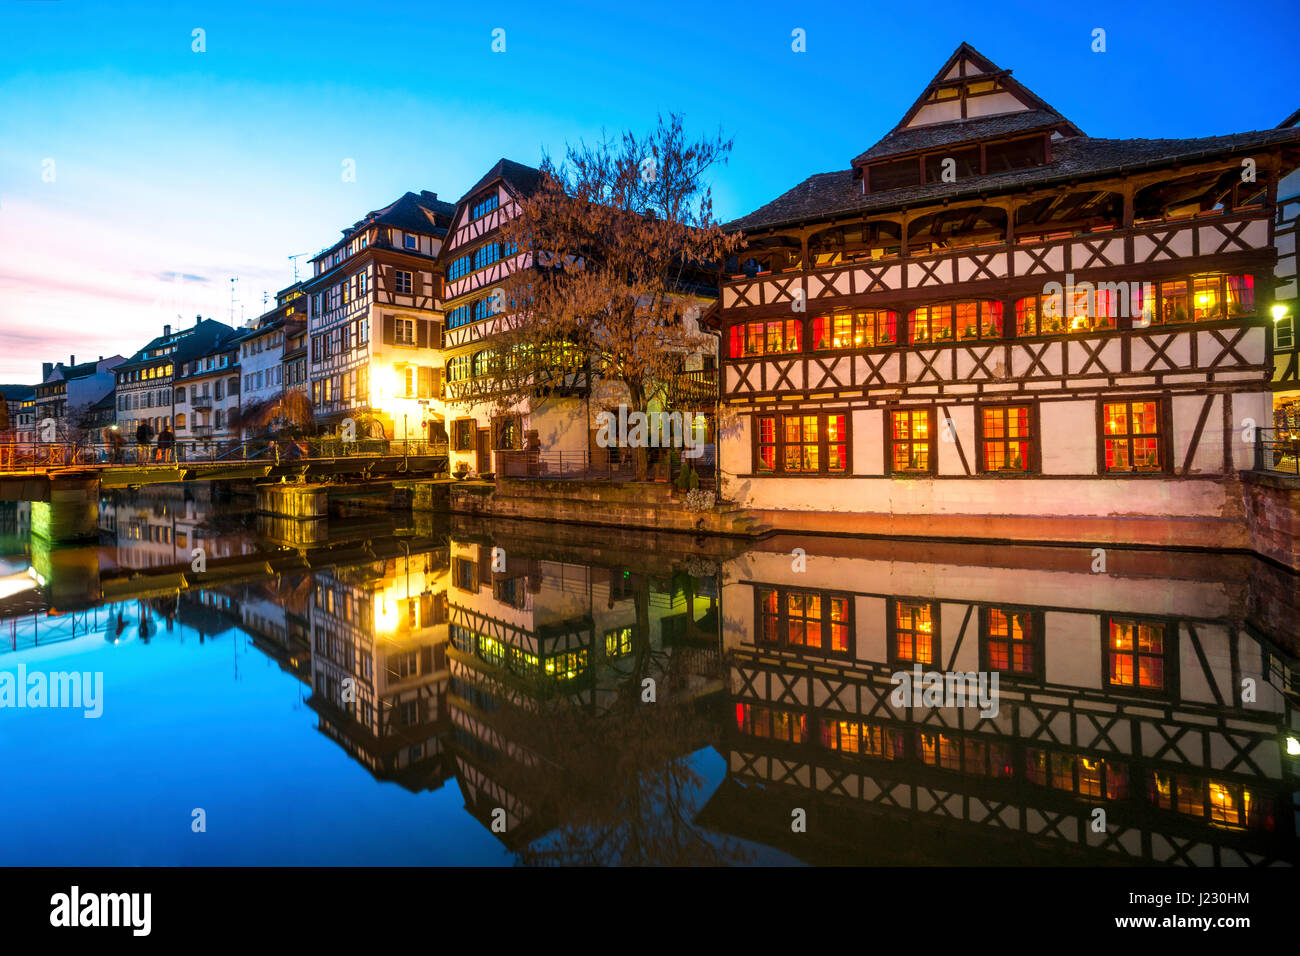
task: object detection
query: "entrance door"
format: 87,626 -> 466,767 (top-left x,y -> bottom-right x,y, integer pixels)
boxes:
476,428 -> 491,475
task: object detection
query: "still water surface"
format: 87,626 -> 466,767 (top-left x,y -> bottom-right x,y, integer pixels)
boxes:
0,485 -> 1296,866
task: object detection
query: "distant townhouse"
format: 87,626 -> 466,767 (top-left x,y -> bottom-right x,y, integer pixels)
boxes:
14,393 -> 36,445
283,322 -> 308,397
237,283 -> 308,436
174,332 -> 242,454
0,384 -> 35,438
303,190 -> 455,441
34,354 -> 124,440
116,317 -> 236,441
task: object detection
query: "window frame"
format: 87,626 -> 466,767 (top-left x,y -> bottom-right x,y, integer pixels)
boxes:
887,598 -> 940,668
394,269 -> 413,295
976,402 -> 1039,475
1097,396 -> 1170,476
978,605 -> 1045,681
1101,614 -> 1178,698
751,410 -> 851,476
753,584 -> 854,658
886,406 -> 936,476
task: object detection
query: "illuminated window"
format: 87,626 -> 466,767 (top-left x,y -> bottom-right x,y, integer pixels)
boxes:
735,703 -> 807,743
1102,400 -> 1163,472
980,405 -> 1033,473
728,319 -> 802,358
890,408 -> 933,474
810,310 -> 897,350
981,606 -> 1040,677
820,718 -> 904,759
1107,617 -> 1169,691
605,627 -> 633,658
543,649 -> 589,681
755,586 -> 851,656
917,731 -> 961,770
1027,748 -> 1128,799
891,600 -> 935,665
909,301 -> 1001,344
753,412 -> 847,475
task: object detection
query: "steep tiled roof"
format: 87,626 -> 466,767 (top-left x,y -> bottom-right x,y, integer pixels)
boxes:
728,127 -> 1300,233
458,158 -> 543,203
854,110 -> 1072,165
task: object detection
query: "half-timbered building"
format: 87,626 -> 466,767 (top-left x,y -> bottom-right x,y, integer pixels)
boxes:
709,535 -> 1299,865
303,190 -> 455,441
716,43 -> 1300,547
438,159 -> 719,478
1271,108 -> 1300,431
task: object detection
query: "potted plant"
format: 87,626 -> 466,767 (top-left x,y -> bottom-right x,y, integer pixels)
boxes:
453,462 -> 470,481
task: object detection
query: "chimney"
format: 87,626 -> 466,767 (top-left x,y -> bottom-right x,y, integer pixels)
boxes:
42,362 -> 52,380
163,324 -> 171,337
195,314 -> 202,327
69,354 -> 75,366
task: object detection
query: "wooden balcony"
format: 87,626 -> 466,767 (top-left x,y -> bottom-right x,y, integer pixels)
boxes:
721,209 -> 1273,314
667,368 -> 718,409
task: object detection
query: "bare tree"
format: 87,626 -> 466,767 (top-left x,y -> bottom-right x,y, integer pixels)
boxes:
457,114 -> 743,478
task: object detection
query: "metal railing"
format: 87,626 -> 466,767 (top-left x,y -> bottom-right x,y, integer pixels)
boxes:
0,439 -> 449,472
1255,429 -> 1300,476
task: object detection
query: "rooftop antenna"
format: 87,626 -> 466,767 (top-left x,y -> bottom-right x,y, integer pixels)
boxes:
229,277 -> 239,323
288,252 -> 310,282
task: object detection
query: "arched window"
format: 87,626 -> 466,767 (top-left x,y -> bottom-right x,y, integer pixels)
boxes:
472,350 -> 492,377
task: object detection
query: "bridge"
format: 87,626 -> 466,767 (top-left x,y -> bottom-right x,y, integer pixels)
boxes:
0,439 -> 451,542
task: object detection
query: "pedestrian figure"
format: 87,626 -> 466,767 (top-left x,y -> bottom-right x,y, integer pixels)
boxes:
135,420 -> 154,463
157,424 -> 175,463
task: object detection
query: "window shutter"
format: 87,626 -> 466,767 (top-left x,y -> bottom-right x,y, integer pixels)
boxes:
431,367 -> 443,398
417,366 -> 433,398
417,319 -> 429,350
414,271 -> 424,298
382,315 -> 396,346
420,645 -> 433,672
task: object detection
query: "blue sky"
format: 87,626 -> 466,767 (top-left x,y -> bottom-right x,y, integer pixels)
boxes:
1,0 -> 1296,380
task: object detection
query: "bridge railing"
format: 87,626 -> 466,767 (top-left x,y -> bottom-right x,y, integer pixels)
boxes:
0,439 -> 450,471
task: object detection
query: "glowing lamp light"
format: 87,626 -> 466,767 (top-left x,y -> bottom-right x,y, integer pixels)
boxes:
1286,736 -> 1300,757
1271,304 -> 1291,322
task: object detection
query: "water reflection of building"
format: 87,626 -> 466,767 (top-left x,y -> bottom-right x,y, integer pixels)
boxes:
706,537 -> 1299,865
105,486 -> 259,570
444,530 -> 725,844
306,548 -> 453,792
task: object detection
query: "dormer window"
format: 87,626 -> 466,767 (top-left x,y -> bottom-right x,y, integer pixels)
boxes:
404,234 -> 417,250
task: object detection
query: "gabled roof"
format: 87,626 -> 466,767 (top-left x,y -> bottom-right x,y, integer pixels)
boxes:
851,42 -> 1082,168
43,358 -> 119,383
458,158 -> 543,204
728,127 -> 1300,233
120,319 -> 239,371
313,191 -> 457,263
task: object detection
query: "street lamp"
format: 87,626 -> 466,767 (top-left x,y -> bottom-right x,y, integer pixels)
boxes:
1271,304 -> 1290,322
